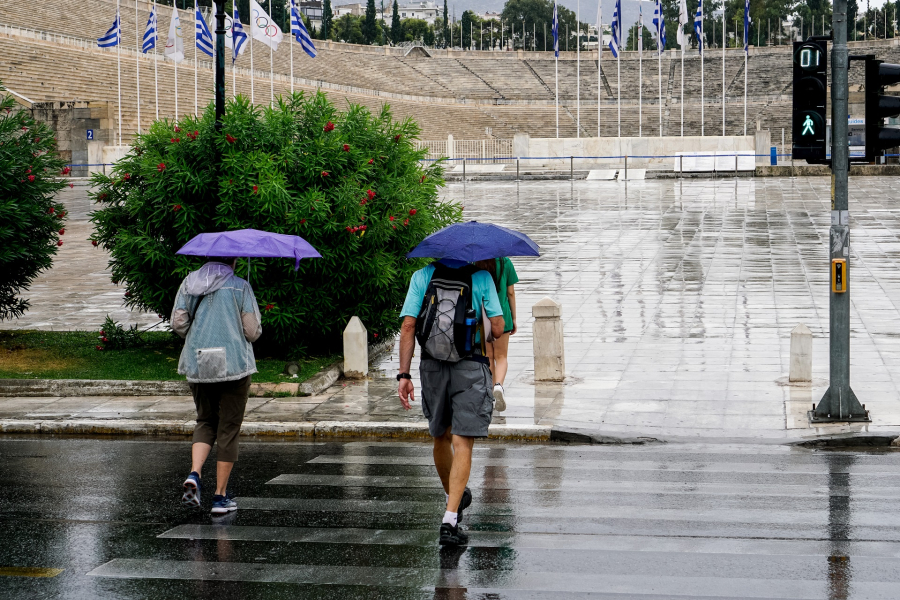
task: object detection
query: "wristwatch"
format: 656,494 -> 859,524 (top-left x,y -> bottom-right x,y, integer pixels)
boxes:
396,373 -> 412,381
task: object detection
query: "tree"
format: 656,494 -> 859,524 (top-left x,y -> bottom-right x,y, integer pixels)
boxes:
403,18 -> 430,42
501,0 -> 581,51
333,13 -> 365,43
423,24 -> 435,46
461,10 -> 473,49
443,0 -> 450,47
0,83 -> 67,321
322,0 -> 333,39
391,0 -> 402,43
90,93 -> 458,354
363,0 -> 378,44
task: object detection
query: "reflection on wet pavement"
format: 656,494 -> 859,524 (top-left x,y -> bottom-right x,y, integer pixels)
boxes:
1,438 -> 899,598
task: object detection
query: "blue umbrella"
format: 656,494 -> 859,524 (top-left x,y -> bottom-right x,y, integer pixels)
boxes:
407,221 -> 540,262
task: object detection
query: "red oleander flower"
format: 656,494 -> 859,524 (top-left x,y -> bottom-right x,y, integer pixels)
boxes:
91,240 -> 98,247
265,303 -> 274,311
321,171 -> 329,177
96,345 -> 103,351
403,218 -> 409,226
59,229 -> 65,235
61,166 -> 71,175
300,218 -> 306,224
69,183 -> 74,188
173,204 -> 182,211
174,126 -> 181,133
123,173 -> 130,181
101,337 -> 108,343
48,207 -> 55,214
409,208 -> 417,215
367,189 -> 375,200
252,185 -> 258,194
34,138 -> 40,143
421,175 -> 426,183
27,175 -> 34,182
360,199 -> 367,205
25,168 -> 31,174
368,158 -> 374,165
343,144 -> 350,152
193,130 -> 199,137
99,330 -> 106,336
374,333 -> 378,338
157,163 -> 166,172
175,138 -> 180,143
124,291 -> 132,297
58,211 -> 65,218
170,138 -> 176,143
57,240 -> 63,246
226,134 -> 236,143
21,126 -> 27,131
394,134 -> 401,142
389,215 -> 394,221
324,121 -> 334,132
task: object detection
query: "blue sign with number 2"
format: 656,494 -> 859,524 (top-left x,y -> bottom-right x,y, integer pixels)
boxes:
87,129 -> 94,141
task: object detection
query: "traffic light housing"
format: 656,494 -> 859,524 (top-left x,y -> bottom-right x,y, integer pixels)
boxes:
864,58 -> 900,162
792,40 -> 828,163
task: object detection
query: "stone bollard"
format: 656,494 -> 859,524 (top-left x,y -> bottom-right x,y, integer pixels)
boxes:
343,317 -> 368,379
532,298 -> 565,382
789,324 -> 812,382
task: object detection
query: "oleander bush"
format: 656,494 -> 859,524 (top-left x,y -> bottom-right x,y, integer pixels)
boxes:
0,81 -> 68,320
90,92 -> 457,354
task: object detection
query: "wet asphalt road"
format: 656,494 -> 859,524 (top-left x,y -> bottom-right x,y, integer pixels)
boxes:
1,437 -> 900,599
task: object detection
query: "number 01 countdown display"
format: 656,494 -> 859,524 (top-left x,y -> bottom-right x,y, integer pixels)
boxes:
792,41 -> 828,162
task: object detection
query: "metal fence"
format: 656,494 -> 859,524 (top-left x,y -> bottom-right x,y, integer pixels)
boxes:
414,139 -> 514,163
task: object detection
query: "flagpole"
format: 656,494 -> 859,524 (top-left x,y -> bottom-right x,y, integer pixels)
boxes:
269,0 -> 273,108
722,17 -> 725,136
617,53 -> 621,137
743,4 -> 748,136
700,18 -> 704,136
681,48 -> 684,135
195,0 -> 199,116
154,1 -> 159,121
174,7 -> 179,119
136,0 -> 141,133
290,4 -> 294,94
250,30 -> 254,104
117,2 -> 122,145
639,18 -> 643,137
597,4 -> 602,138
577,0 -> 580,138
658,10 -> 662,136
555,52 -> 559,138
743,40 -> 747,135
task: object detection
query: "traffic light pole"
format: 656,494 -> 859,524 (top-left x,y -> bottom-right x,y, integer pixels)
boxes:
810,0 -> 870,423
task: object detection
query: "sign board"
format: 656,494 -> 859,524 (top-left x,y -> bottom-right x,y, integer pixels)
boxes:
87,129 -> 94,141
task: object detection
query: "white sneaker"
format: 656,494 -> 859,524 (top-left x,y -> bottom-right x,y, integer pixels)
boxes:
492,384 -> 506,412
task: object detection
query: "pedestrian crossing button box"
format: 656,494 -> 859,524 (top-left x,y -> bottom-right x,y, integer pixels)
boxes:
832,259 -> 847,293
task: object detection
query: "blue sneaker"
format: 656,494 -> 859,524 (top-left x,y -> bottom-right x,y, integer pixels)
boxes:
211,492 -> 237,514
181,472 -> 201,508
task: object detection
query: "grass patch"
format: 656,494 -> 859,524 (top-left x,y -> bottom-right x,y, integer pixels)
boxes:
0,330 -> 337,383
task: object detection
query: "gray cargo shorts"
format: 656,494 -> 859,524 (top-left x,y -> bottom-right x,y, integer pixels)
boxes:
420,358 -> 494,438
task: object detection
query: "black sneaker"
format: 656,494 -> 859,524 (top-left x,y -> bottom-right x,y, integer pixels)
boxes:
439,522 -> 469,546
457,487 -> 472,524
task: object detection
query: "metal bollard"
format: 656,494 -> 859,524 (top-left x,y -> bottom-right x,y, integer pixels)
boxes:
735,153 -> 738,176
624,155 -> 628,181
517,157 -> 520,180
462,159 -> 466,182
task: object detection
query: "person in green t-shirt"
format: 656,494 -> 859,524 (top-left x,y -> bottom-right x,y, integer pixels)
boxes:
474,257 -> 519,412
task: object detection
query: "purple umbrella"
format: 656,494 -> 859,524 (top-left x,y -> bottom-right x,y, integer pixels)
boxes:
176,229 -> 321,270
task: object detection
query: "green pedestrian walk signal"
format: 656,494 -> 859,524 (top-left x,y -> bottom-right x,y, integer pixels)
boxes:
792,40 -> 828,163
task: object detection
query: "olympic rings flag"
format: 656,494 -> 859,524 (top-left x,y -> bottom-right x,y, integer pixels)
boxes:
249,0 -> 283,51
165,6 -> 185,62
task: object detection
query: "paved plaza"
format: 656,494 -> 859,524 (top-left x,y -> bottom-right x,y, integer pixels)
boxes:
6,177 -> 900,440
3,437 -> 900,598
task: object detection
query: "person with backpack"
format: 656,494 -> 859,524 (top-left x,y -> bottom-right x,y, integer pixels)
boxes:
397,258 -> 505,546
170,257 -> 262,515
474,257 -> 519,412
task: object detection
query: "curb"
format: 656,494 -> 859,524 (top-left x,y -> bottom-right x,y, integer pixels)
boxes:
791,434 -> 900,448
0,419 -> 551,442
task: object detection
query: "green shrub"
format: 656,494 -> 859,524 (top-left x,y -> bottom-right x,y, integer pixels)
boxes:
90,92 -> 457,355
0,82 -> 68,320
97,315 -> 145,350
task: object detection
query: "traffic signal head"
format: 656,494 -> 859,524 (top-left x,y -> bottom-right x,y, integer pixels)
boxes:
864,59 -> 900,162
792,41 -> 828,163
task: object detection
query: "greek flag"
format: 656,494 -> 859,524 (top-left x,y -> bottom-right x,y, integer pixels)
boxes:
290,0 -> 317,58
653,0 -> 666,54
694,0 -> 703,54
143,6 -> 158,53
232,9 -> 248,63
195,2 -> 214,57
608,0 -> 621,58
743,0 -> 751,54
551,1 -> 559,57
98,11 -> 120,48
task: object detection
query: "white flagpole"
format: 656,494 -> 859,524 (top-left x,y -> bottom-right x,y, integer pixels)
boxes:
577,0 -> 581,138
290,3 -> 294,94
617,53 -> 621,137
250,29 -> 254,104
154,1 -> 159,121
639,20 -> 643,137
657,3 -> 662,135
136,0 -> 141,133
722,17 -> 725,136
743,38 -> 748,135
174,6 -> 179,119
269,0 -> 273,108
116,2 -> 122,145
194,0 -> 198,116
680,47 -> 684,136
598,1 -> 602,138
555,52 -> 559,137
700,18 -> 704,136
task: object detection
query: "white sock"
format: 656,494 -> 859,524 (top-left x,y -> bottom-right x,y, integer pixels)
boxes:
442,510 -> 458,527
445,493 -> 450,504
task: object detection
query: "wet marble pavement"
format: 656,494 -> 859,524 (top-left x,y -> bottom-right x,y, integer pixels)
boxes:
5,177 -> 900,439
2,437 -> 900,599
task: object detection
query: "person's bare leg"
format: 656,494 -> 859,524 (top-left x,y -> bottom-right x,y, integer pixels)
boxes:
492,334 -> 510,386
446,435 -> 474,512
215,461 -> 234,496
433,427 -> 454,495
191,442 -> 212,476
485,340 -> 497,383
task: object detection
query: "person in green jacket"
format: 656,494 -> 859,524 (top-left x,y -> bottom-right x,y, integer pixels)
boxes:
474,257 -> 518,412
